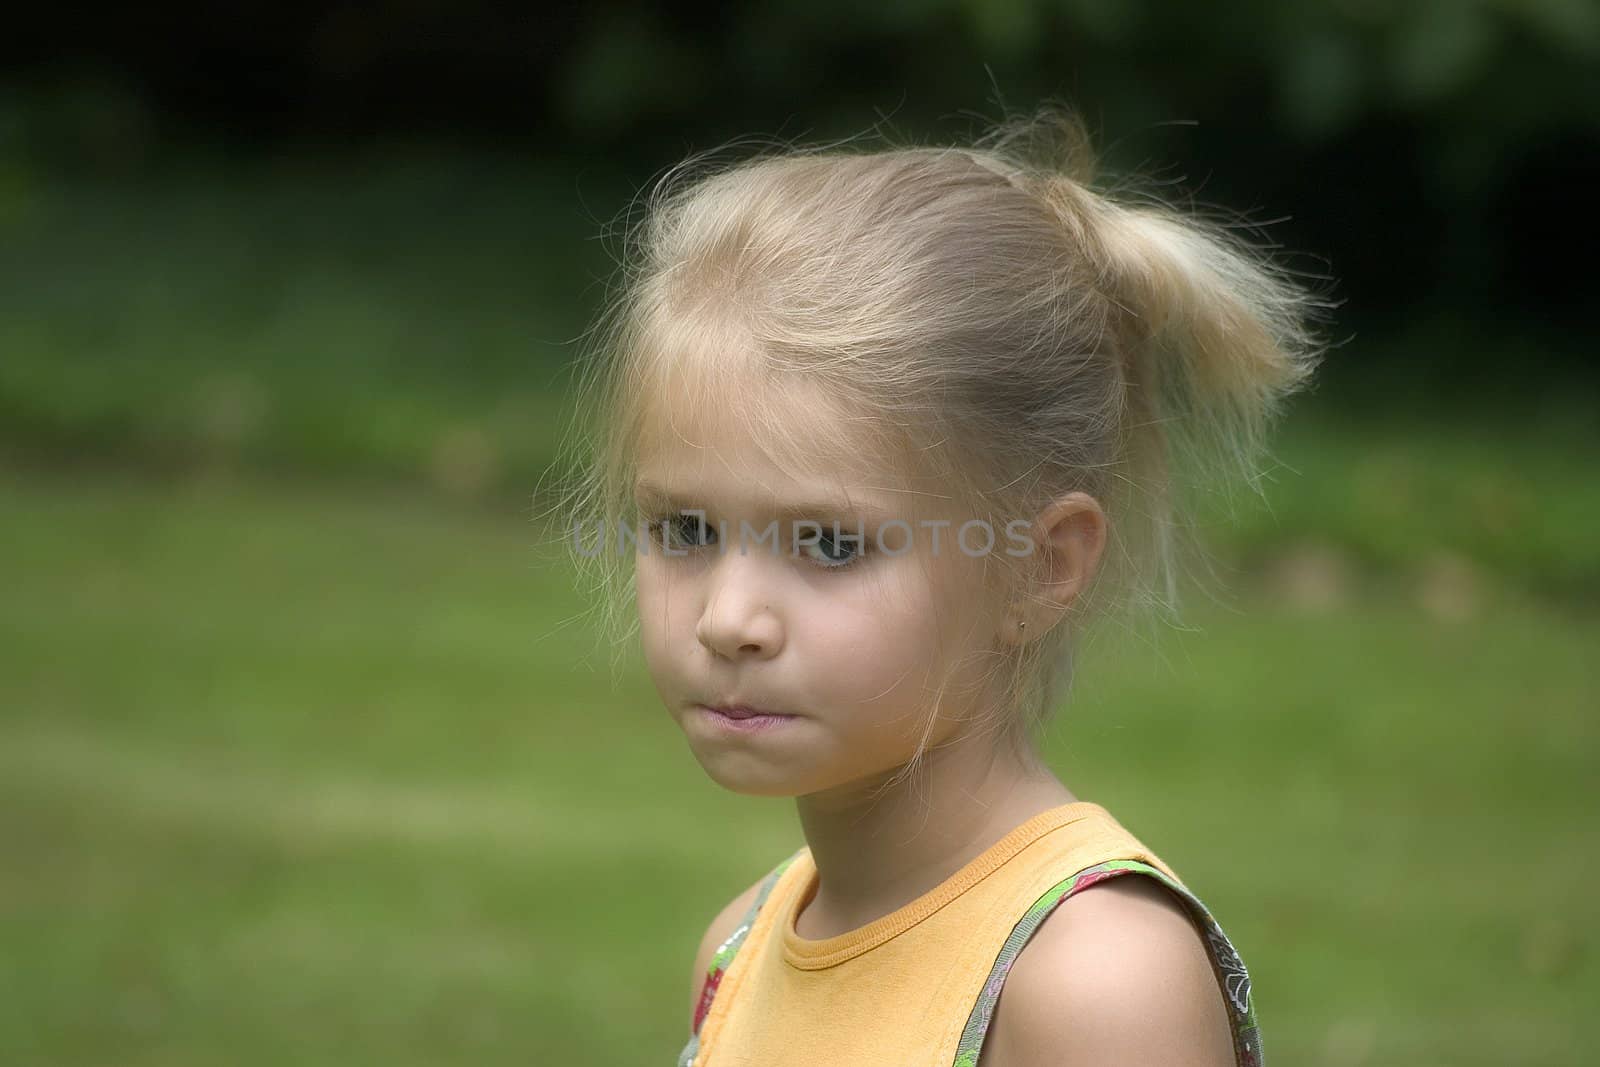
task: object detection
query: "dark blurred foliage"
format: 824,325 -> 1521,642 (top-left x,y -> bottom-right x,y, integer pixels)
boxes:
3,0 -> 1597,378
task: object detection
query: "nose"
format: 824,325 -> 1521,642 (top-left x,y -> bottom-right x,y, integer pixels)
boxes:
695,551 -> 783,660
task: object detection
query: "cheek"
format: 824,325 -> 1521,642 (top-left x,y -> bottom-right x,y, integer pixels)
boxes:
820,628 -> 932,700
804,571 -> 945,700
634,560 -> 688,665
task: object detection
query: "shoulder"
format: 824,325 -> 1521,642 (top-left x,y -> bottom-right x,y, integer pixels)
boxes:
983,873 -> 1237,1067
687,866 -> 778,1034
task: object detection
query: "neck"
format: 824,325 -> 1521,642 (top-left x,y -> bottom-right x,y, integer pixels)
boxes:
791,730 -> 1079,939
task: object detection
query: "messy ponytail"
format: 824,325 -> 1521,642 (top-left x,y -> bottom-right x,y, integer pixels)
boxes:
1001,115 -> 1328,619
552,100 -> 1331,779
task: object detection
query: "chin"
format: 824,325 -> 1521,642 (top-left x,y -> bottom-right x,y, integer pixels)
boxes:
693,753 -> 809,798
717,779 -> 804,799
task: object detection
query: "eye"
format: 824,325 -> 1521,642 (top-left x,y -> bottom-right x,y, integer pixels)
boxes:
652,510 -> 717,552
800,526 -> 867,570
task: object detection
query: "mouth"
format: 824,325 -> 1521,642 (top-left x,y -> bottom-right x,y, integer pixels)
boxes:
699,703 -> 795,720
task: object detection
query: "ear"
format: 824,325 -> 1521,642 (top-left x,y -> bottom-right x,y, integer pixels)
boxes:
1003,492 -> 1107,644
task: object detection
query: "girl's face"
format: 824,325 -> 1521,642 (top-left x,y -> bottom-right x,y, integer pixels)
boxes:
631,383 -> 1010,799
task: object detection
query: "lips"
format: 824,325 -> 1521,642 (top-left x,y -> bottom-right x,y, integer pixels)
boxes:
704,703 -> 791,720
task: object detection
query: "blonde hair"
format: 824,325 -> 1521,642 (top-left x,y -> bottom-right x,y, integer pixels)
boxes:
542,101 -> 1329,781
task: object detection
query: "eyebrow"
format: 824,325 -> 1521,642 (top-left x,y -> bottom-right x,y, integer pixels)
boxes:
633,481 -> 898,522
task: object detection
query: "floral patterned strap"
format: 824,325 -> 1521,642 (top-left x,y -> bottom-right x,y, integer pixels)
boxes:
678,849 -> 805,1067
951,860 -> 1262,1067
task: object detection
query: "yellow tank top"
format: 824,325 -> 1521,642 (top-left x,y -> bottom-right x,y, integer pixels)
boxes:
679,801 -> 1263,1066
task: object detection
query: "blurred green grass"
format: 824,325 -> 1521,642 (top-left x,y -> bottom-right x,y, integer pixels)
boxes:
1,155 -> 1596,1065
0,154 -> 614,487
1,465 -> 1594,1066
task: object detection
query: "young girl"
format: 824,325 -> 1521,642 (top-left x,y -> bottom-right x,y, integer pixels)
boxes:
554,102 -> 1325,1066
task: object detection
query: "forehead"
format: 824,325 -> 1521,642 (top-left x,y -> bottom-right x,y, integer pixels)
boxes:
633,368 -> 939,518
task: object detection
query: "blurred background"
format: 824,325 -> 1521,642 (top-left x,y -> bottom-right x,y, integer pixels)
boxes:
1,3 -> 1595,1065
